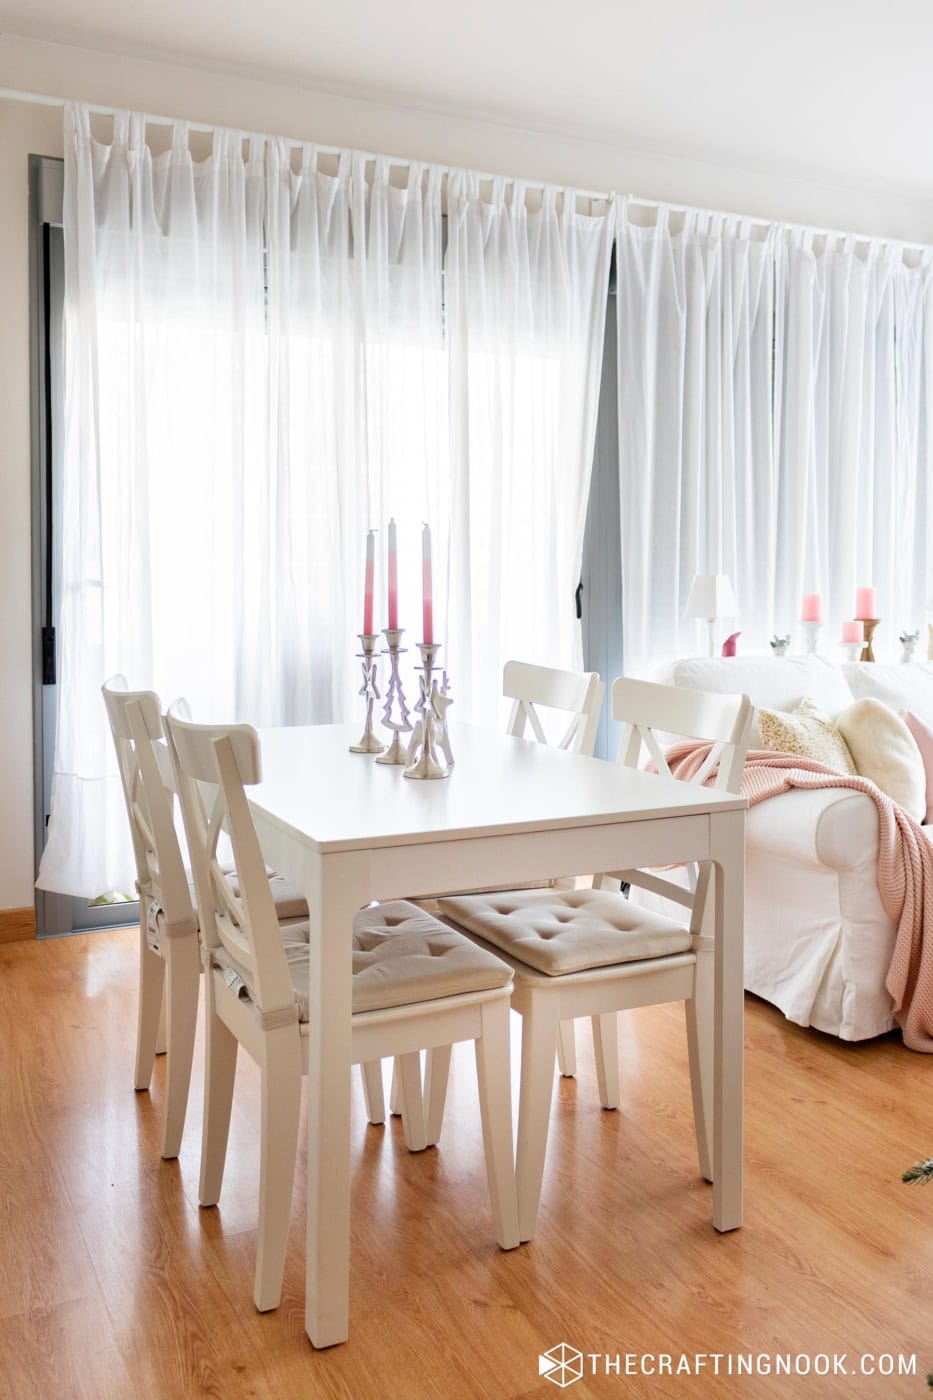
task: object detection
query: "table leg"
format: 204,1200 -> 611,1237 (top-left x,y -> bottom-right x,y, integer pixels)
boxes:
304,849 -> 369,1347
710,808 -> 745,1233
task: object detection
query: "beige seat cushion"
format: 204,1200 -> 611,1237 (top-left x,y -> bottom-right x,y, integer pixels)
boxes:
437,889 -> 692,977
148,868 -> 308,952
224,870 -> 308,925
215,900 -> 512,1020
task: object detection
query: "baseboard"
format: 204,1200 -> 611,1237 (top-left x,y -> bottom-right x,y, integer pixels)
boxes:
0,906 -> 37,943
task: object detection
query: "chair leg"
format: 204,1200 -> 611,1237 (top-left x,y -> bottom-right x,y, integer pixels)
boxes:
199,979 -> 239,1208
424,1045 -> 452,1148
160,934 -> 201,1160
389,1059 -> 402,1116
360,1061 -> 386,1125
134,915 -> 165,1091
556,1019 -> 577,1077
474,1002 -> 519,1250
591,1012 -> 620,1111
396,1052 -> 427,1153
155,993 -> 167,1057
254,1024 -> 304,1312
686,958 -> 714,1184
516,994 -> 560,1243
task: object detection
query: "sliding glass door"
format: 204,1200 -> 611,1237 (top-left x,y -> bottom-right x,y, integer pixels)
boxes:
30,155 -> 138,937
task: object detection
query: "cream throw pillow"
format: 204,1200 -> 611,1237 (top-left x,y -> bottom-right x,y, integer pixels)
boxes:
758,698 -> 857,773
835,698 -> 926,821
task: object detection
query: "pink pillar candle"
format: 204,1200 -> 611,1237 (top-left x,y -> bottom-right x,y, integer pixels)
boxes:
422,522 -> 433,644
363,529 -> 375,636
842,620 -> 864,644
801,594 -> 822,623
855,586 -> 877,620
387,518 -> 399,630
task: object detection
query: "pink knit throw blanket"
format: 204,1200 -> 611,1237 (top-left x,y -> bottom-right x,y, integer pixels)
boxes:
664,742 -> 933,1052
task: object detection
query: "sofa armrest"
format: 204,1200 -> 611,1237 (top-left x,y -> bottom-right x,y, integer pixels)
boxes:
747,787 -> 880,872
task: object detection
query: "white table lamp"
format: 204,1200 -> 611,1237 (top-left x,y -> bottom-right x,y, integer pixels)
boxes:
685,573 -> 737,657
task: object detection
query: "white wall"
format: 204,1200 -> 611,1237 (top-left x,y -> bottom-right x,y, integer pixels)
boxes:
1,34 -> 932,911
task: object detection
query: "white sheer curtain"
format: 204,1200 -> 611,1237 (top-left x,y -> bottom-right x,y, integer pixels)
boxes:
617,202 -> 933,675
774,235 -> 933,634
39,108 -> 447,897
617,205 -> 775,676
263,144 -> 448,724
445,175 -> 613,727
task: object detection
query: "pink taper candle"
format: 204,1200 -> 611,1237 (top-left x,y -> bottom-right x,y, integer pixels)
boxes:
422,522 -> 433,644
363,529 -> 375,635
855,586 -> 877,620
387,518 -> 399,630
801,594 -> 822,623
842,620 -> 864,643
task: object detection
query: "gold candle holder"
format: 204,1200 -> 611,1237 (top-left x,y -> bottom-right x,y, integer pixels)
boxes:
859,618 -> 880,663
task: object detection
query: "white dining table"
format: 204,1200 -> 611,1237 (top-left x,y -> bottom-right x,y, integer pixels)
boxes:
249,719 -> 747,1348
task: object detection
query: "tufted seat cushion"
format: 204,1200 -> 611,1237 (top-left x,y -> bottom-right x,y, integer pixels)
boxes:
146,868 -> 308,953
437,889 -> 692,977
214,900 -> 513,1020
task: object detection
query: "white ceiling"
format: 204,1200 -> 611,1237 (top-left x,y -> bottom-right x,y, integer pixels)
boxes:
2,0 -> 932,197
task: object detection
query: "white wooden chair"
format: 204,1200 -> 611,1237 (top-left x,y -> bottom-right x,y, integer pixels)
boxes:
390,660 -> 605,1119
102,677 -> 201,1161
503,659 -> 604,756
503,660 -> 605,1079
438,676 -> 752,1241
165,702 -> 520,1313
102,677 -> 310,1159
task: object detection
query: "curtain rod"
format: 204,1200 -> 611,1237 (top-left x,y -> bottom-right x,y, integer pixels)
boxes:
3,84 -> 931,259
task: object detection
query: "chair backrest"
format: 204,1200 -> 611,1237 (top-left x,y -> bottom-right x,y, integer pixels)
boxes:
101,676 -> 192,927
503,661 -> 604,757
608,676 -> 752,912
165,702 -> 295,1020
611,677 -> 752,793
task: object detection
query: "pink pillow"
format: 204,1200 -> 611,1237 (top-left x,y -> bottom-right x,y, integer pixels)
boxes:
902,711 -> 933,824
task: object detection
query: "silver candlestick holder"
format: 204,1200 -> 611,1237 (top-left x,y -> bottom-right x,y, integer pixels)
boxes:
404,641 -> 453,780
349,633 -> 385,754
376,627 -> 413,765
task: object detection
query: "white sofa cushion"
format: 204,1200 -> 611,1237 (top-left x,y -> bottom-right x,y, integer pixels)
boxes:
842,662 -> 933,726
835,698 -> 926,821
668,656 -> 855,745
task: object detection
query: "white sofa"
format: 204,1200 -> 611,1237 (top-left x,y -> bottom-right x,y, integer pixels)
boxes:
651,656 -> 933,1042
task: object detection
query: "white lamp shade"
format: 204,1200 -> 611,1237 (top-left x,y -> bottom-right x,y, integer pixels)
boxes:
685,573 -> 737,620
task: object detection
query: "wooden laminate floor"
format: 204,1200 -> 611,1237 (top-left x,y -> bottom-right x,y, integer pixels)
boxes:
1,928 -> 931,1400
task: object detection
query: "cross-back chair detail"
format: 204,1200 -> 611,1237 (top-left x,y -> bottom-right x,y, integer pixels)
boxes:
503,660 -> 604,757
166,706 -> 298,1024
608,678 -> 752,906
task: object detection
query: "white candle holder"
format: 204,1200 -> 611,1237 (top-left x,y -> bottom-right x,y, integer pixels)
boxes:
841,642 -> 863,662
800,620 -> 823,655
900,629 -> 920,664
349,634 -> 385,754
376,628 -> 412,765
404,642 -> 452,780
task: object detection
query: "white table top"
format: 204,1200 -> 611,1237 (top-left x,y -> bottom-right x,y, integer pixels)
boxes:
251,721 -> 746,854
